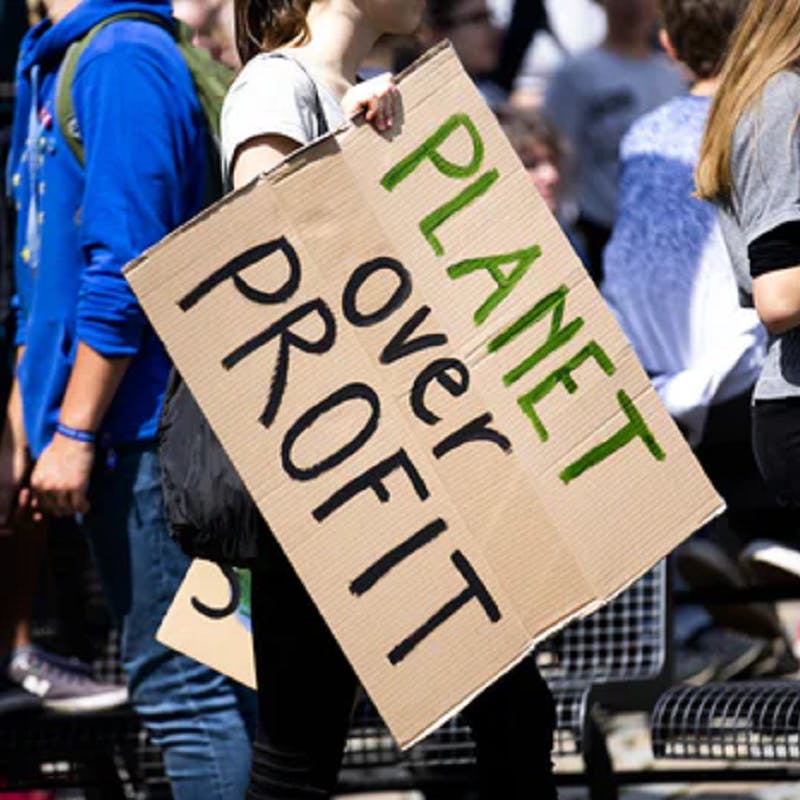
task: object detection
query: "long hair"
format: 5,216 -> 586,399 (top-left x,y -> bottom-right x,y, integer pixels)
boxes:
234,0 -> 313,65
696,0 -> 800,201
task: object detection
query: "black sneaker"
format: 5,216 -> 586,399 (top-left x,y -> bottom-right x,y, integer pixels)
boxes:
688,628 -> 771,682
676,538 -> 784,639
7,645 -> 128,713
745,636 -> 800,679
675,645 -> 717,685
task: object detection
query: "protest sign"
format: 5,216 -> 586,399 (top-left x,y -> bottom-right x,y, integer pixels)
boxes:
127,43 -> 723,747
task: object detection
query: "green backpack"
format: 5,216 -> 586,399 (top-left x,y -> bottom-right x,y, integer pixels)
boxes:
55,12 -> 233,203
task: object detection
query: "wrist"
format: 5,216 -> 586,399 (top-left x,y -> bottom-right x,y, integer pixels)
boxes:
55,422 -> 97,445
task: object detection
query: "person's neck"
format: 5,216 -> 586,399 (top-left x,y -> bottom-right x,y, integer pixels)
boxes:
290,1 -> 379,98
690,76 -> 720,97
603,24 -> 651,59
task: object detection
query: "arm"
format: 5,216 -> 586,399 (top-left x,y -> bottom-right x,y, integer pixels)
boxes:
231,73 -> 398,189
30,345 -> 129,517
752,266 -> 800,335
31,37 -> 197,517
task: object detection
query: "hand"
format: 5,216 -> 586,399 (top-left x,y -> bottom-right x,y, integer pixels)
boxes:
342,73 -> 399,132
30,432 -> 94,517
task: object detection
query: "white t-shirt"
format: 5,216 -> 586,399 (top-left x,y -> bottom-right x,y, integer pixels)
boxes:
221,53 -> 346,185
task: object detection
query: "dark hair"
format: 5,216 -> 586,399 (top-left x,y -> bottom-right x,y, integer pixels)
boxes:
658,0 -> 747,78
424,0 -> 469,29
234,0 -> 312,65
497,107 -> 564,169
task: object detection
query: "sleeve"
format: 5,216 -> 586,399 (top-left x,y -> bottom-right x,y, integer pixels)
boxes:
72,39 -> 201,357
734,75 -> 800,248
749,220 -> 800,278
221,56 -> 320,181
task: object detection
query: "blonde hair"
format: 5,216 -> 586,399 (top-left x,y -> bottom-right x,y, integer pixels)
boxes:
696,0 -> 800,201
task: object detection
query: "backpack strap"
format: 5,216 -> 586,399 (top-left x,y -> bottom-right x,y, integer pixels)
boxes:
55,11 -> 174,167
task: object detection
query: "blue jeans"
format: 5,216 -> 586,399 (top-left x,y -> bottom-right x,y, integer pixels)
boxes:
83,442 -> 257,799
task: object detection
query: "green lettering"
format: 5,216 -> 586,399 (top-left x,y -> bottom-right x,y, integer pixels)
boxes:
381,114 -> 485,192
488,286 -> 584,386
517,342 -> 616,442
421,170 -> 499,256
559,390 -> 666,484
447,245 -> 542,326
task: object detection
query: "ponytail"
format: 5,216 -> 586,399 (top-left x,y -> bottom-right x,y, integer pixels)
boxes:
234,0 -> 312,65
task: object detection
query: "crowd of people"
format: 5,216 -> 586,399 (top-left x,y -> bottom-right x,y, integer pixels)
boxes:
2,0 -> 800,797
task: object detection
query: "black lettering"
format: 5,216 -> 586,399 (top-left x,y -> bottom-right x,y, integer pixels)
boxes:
343,257 -> 412,327
282,383 -> 380,481
223,299 -> 336,428
388,551 -> 501,665
380,306 -> 447,365
411,358 -> 470,425
179,237 -> 300,311
351,518 -> 447,596
190,564 -> 240,620
313,448 -> 429,522
433,413 -> 511,459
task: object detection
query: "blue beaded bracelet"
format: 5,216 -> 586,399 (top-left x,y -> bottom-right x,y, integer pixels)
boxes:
56,422 -> 96,444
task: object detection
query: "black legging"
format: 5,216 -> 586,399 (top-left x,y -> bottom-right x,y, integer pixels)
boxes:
752,397 -> 800,509
247,532 -> 557,799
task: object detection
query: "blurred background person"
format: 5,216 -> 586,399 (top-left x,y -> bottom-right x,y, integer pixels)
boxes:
544,0 -> 685,284
417,0 -> 505,105
499,106 -> 589,268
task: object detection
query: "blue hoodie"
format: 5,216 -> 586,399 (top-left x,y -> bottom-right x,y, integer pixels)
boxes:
7,0 -> 205,457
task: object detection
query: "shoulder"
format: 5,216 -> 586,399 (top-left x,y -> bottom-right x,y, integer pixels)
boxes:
78,17 -> 178,67
227,53 -> 316,103
551,48 -> 599,82
621,96 -> 706,161
761,69 -> 800,105
735,70 -> 800,145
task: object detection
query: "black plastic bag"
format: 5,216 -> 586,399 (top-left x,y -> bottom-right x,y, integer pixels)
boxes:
158,369 -> 266,567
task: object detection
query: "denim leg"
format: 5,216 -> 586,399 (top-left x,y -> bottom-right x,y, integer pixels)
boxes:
83,444 -> 257,800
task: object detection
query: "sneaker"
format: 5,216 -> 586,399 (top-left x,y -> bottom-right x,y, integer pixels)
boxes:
0,670 -> 42,715
675,538 -> 784,639
7,645 -> 128,713
739,540 -> 800,588
745,636 -> 800,679
688,627 -> 771,682
675,645 -> 717,685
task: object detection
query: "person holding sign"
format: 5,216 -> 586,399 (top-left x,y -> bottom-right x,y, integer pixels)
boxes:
222,1 -> 558,797
696,0 -> 800,525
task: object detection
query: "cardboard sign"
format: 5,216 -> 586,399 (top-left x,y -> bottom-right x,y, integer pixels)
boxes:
127,43 -> 722,747
158,561 -> 256,689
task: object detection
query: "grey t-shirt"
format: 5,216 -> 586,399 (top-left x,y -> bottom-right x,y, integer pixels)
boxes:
221,53 -> 346,185
718,70 -> 800,400
544,48 -> 685,227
